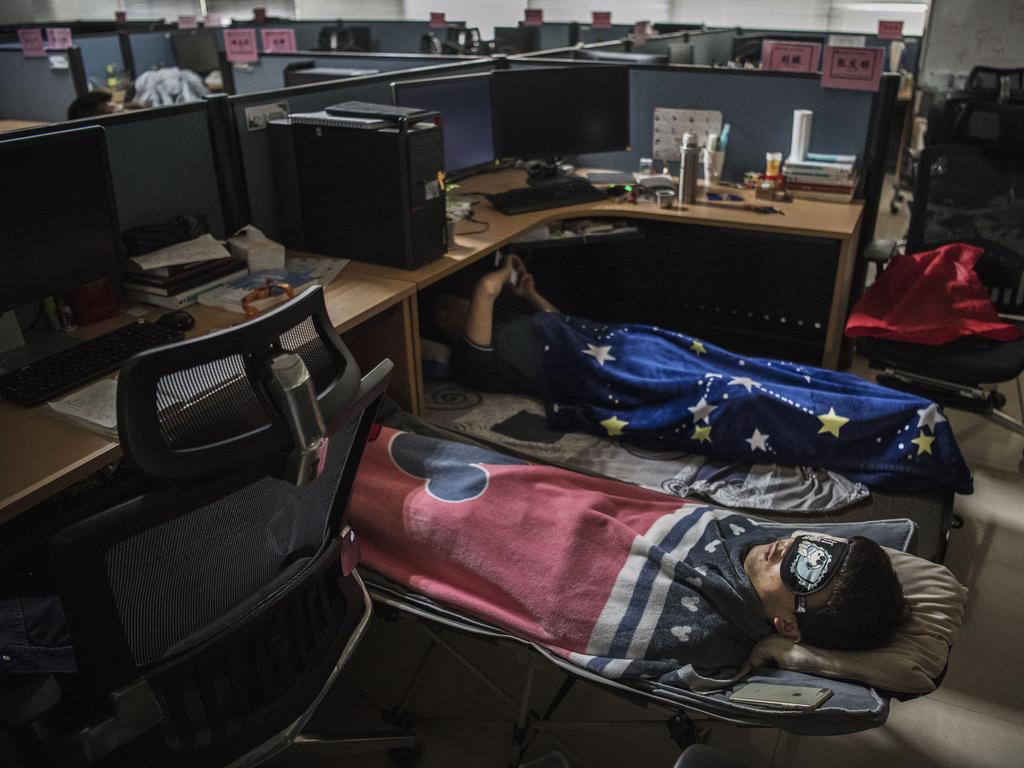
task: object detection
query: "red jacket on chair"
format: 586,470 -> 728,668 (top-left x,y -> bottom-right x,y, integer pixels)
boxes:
846,242 -> 1021,345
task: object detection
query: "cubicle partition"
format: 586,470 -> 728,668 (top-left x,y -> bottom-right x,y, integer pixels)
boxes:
73,32 -> 127,87
125,29 -> 177,74
735,28 -> 922,73
687,28 -> 736,66
569,66 -> 877,182
227,51 -> 480,95
3,102 -> 228,238
534,22 -> 579,50
0,48 -> 86,122
577,23 -> 635,44
226,58 -> 495,238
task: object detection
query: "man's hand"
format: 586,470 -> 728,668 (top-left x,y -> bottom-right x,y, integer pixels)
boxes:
508,255 -> 559,313
475,256 -> 514,300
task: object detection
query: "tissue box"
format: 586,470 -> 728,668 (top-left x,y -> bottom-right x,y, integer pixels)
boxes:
228,225 -> 285,272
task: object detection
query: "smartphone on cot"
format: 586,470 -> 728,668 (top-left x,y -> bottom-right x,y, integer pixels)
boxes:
728,683 -> 833,711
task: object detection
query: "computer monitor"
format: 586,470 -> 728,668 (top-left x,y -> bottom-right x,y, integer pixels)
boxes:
491,66 -> 630,161
493,25 -> 540,54
0,127 -> 122,311
392,73 -> 496,180
171,29 -> 220,74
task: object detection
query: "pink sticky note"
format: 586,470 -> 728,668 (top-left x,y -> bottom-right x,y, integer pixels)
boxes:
821,46 -> 884,91
877,20 -> 904,40
177,15 -> 198,29
45,27 -> 73,50
261,28 -> 297,52
253,7 -> 267,23
224,28 -> 259,63
18,29 -> 46,58
592,11 -> 612,29
429,12 -> 447,28
761,40 -> 821,73
632,21 -> 650,44
524,9 -> 543,26
115,11 -> 126,23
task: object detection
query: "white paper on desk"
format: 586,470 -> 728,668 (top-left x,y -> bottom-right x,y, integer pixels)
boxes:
129,234 -> 231,272
46,379 -> 118,438
198,256 -> 349,313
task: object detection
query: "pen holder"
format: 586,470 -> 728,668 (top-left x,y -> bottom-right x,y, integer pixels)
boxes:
655,189 -> 675,209
703,149 -> 725,185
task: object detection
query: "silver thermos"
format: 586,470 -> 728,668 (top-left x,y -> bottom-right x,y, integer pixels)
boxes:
678,132 -> 699,205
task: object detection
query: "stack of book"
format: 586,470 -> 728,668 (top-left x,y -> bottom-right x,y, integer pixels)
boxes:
124,234 -> 248,309
783,153 -> 859,203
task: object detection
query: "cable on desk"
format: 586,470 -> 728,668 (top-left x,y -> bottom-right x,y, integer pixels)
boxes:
457,210 -> 490,235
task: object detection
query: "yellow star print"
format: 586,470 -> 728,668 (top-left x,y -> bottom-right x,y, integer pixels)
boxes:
911,431 -> 935,456
690,340 -> 707,355
600,416 -> 629,437
692,424 -> 712,443
816,407 -> 849,438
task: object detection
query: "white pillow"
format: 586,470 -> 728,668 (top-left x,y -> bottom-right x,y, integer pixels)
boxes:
748,547 -> 968,693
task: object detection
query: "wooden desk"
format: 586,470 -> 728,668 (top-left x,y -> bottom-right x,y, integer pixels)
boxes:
0,269 -> 416,525
346,169 -> 864,371
0,119 -> 46,133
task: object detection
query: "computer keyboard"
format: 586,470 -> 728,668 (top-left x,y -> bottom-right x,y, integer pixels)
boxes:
0,320 -> 184,406
486,178 -> 608,215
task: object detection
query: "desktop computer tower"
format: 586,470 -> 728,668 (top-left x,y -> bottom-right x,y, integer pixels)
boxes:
268,115 -> 446,270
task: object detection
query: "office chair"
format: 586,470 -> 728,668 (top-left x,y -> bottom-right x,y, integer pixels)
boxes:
857,144 -> 1024,440
419,32 -> 443,54
0,287 -> 409,767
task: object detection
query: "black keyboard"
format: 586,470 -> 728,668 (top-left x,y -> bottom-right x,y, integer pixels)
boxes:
487,178 -> 608,215
0,321 -> 184,406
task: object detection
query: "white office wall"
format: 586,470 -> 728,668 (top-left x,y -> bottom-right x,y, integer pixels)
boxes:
919,0 -> 1024,87
0,0 -> 36,24
404,0 -> 520,38
827,1 -> 928,35
525,0 -> 669,24
668,0 -> 831,29
296,1 -> 402,19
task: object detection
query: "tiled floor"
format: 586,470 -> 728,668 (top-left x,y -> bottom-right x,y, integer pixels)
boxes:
318,185 -> 1024,767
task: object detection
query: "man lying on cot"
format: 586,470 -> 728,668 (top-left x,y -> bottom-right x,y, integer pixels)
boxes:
431,255 -> 973,495
349,428 -> 912,690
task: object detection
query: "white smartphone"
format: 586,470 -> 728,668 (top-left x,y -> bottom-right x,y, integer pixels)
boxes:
728,683 -> 833,711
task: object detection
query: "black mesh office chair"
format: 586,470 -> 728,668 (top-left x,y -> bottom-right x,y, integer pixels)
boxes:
1,287 -> 409,766
857,144 -> 1024,440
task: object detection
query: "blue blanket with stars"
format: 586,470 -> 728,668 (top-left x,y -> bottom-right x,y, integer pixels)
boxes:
534,314 -> 972,494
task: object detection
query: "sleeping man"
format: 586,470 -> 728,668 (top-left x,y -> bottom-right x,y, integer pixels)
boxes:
349,427 -> 912,690
432,255 -> 973,495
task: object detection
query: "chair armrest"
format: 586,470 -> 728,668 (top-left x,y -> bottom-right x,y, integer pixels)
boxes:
864,239 -> 899,265
0,674 -> 61,728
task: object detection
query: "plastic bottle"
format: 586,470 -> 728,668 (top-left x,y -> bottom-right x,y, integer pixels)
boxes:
678,132 -> 700,205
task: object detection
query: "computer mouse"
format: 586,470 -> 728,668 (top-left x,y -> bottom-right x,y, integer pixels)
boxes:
157,310 -> 195,332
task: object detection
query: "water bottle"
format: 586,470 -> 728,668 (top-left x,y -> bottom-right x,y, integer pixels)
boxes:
678,132 -> 700,205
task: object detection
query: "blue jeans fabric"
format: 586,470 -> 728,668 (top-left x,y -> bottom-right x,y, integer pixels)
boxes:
0,596 -> 76,674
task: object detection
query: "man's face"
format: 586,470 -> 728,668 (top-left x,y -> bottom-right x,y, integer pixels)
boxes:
743,536 -> 833,641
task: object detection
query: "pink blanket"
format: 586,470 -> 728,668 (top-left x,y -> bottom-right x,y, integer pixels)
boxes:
348,428 -> 776,689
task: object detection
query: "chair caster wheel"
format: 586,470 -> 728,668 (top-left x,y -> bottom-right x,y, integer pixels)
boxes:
389,747 -> 422,767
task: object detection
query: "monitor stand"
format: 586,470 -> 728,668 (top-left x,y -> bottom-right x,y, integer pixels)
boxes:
0,310 -> 81,374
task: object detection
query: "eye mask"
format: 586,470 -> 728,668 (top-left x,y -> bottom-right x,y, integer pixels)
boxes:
780,534 -> 849,614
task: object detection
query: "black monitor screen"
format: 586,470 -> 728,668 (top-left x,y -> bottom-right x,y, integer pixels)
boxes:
393,73 -> 495,179
171,29 -> 220,74
0,127 -> 121,311
492,66 -> 630,160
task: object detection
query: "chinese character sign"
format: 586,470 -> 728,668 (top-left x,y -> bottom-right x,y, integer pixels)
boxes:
261,28 -> 297,52
761,40 -> 821,73
18,29 -> 46,57
224,28 -> 259,63
821,46 -> 884,91
877,20 -> 904,40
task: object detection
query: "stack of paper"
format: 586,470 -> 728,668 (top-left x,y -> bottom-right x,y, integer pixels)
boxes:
125,234 -> 247,309
46,379 -> 119,440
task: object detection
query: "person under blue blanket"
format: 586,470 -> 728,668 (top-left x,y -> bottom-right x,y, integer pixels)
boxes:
433,256 -> 973,494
